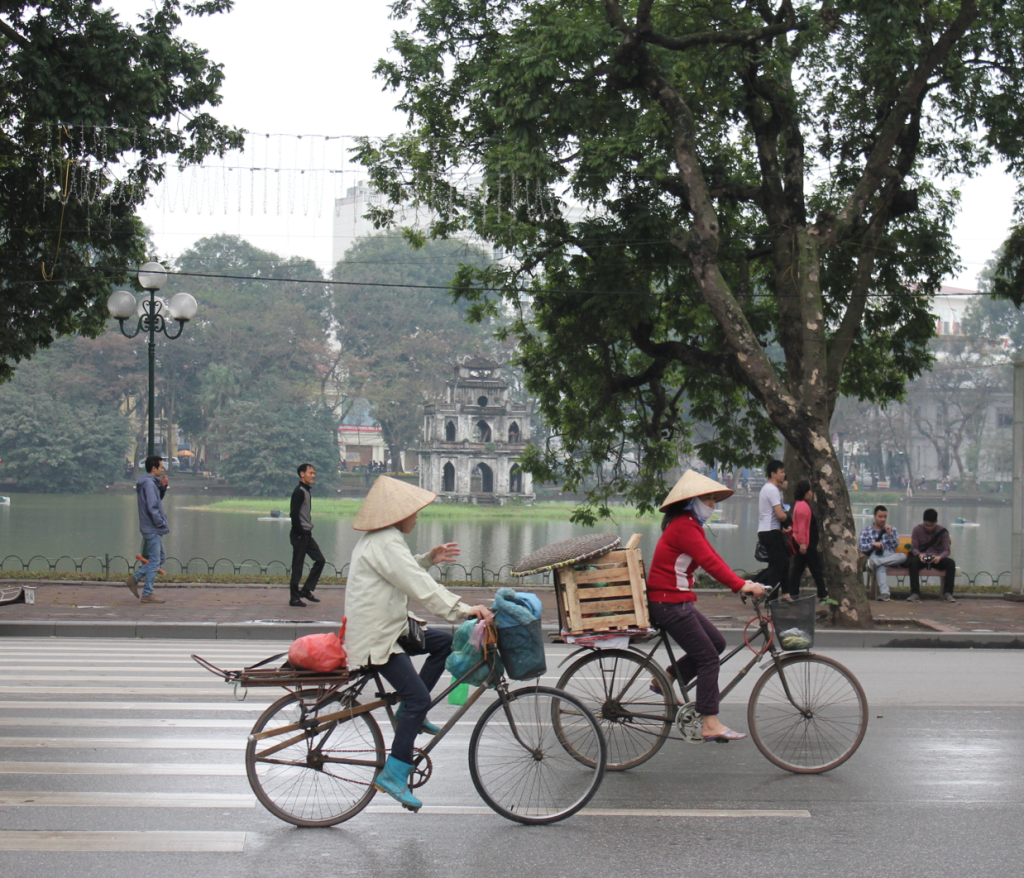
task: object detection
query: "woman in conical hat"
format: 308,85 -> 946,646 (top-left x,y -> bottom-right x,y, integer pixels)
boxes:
646,470 -> 765,742
345,476 -> 493,812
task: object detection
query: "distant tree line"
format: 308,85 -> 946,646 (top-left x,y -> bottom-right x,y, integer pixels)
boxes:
0,233 -> 506,494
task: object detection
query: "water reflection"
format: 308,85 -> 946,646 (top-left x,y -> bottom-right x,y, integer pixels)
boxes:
0,493 -> 1012,580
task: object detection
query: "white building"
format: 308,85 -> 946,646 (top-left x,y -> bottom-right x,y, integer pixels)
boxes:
417,358 -> 534,503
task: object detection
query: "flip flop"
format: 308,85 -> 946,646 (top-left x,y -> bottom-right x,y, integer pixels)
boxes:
701,728 -> 747,743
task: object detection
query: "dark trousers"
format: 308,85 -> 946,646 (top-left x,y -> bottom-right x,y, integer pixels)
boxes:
375,628 -> 453,763
649,602 -> 726,717
289,532 -> 325,599
908,555 -> 956,594
789,547 -> 826,599
754,529 -> 791,590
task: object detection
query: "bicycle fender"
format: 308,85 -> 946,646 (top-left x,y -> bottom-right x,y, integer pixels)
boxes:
556,644 -> 652,668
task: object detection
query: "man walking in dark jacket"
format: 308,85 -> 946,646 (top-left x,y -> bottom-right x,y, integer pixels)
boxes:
126,455 -> 169,604
289,463 -> 326,607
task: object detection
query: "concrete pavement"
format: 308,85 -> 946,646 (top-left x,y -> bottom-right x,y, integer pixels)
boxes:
2,579 -> 1024,646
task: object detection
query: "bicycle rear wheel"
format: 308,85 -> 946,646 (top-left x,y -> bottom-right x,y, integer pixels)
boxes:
747,654 -> 868,773
469,686 -> 606,824
246,689 -> 385,826
556,649 -> 673,770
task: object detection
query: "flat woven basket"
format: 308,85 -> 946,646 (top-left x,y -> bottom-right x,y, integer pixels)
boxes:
510,533 -> 622,577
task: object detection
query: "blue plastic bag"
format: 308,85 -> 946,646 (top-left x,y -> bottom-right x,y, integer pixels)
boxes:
445,620 -> 501,687
492,588 -> 546,680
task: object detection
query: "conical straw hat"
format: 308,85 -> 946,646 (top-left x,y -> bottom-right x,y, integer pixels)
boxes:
659,470 -> 733,510
353,476 -> 438,531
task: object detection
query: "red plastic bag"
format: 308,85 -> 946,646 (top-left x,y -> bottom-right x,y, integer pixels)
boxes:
288,617 -> 347,672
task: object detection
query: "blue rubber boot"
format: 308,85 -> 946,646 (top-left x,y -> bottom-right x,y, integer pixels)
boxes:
395,704 -> 441,735
373,756 -> 422,812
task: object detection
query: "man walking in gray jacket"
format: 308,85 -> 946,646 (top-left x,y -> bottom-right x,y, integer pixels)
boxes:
126,455 -> 169,603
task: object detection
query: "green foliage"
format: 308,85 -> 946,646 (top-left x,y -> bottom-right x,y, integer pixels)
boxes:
0,1 -> 243,382
214,401 -> 341,496
356,0 -> 1024,525
331,233 -> 504,462
966,249 -> 1024,353
0,359 -> 131,492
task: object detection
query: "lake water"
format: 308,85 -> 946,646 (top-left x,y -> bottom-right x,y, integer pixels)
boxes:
0,493 -> 1013,583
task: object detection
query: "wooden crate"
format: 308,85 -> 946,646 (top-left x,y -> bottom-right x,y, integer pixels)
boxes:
554,534 -> 650,634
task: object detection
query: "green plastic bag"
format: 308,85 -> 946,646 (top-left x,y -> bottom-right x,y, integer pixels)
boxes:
447,677 -> 469,705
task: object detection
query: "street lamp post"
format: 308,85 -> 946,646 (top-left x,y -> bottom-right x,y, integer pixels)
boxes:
107,262 -> 198,459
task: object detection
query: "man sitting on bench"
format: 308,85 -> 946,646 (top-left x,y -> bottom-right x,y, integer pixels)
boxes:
859,505 -> 905,602
907,508 -> 957,603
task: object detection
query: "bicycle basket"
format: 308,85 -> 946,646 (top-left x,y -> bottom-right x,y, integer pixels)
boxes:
768,595 -> 816,651
496,618 -> 547,680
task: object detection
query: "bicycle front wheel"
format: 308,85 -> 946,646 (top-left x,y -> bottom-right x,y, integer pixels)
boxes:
469,686 -> 606,824
246,689 -> 385,826
747,654 -> 868,774
556,649 -> 673,770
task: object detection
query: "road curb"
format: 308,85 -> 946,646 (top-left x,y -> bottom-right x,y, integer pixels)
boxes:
1,619 -> 1023,648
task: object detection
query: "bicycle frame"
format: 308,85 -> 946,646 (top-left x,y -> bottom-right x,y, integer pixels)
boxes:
250,637 -> 539,759
559,591 -> 811,722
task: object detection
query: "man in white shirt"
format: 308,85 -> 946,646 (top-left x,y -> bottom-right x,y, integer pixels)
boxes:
754,459 -> 791,591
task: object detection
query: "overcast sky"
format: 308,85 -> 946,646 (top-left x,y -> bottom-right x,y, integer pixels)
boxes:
108,0 -> 1015,288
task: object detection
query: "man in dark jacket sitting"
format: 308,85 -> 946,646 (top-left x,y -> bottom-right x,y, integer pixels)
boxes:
289,463 -> 326,607
907,508 -> 957,603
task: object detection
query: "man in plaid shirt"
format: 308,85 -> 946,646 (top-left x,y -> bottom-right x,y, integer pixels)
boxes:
859,505 -> 905,602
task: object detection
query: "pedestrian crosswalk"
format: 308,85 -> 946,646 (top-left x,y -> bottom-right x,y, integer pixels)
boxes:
0,635 -> 811,870
0,637 -> 277,858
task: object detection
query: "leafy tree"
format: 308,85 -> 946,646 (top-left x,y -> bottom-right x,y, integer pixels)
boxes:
331,233 -> 503,469
0,353 -> 131,492
905,336 -> 1008,487
357,0 -> 1024,626
213,400 -> 340,496
162,235 -> 334,466
0,0 -> 243,383
964,249 -> 1024,353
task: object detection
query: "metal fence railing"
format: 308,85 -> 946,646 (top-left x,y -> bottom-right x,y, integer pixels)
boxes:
0,554 -> 555,587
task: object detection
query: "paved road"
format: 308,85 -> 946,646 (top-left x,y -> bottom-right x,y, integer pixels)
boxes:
0,639 -> 1022,878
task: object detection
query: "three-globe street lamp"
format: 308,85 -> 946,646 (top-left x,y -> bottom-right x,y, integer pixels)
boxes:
106,262 -> 198,458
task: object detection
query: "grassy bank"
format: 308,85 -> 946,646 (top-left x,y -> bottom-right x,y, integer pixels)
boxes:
191,497 -> 657,521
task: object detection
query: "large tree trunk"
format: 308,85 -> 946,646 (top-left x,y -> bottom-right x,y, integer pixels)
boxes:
783,417 -> 871,628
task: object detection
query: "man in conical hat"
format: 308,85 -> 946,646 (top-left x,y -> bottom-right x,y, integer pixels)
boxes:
646,470 -> 765,742
345,476 -> 493,812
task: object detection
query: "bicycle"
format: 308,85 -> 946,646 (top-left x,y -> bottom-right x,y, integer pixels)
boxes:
193,626 -> 606,827
555,589 -> 868,774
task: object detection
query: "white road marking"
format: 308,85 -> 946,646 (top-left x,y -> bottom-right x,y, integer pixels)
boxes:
0,830 -> 247,852
0,791 -> 254,808
0,687 -> 245,696
364,805 -> 811,818
0,701 -> 270,711
0,736 -> 242,749
0,717 -> 253,728
0,761 -> 245,775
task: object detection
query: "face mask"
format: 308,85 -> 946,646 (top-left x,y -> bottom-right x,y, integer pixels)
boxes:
688,497 -> 714,526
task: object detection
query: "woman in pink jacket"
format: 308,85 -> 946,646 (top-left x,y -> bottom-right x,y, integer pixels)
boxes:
646,470 -> 764,742
787,478 -> 826,601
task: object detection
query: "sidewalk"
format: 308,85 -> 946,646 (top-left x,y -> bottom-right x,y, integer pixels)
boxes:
2,580 -> 1024,647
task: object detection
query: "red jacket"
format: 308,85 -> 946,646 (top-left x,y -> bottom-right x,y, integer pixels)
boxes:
646,511 -> 746,603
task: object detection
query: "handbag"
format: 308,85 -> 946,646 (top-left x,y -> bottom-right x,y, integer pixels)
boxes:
398,616 -> 426,652
754,540 -> 770,563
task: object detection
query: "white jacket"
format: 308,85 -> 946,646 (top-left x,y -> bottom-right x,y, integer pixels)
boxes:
343,527 -> 472,667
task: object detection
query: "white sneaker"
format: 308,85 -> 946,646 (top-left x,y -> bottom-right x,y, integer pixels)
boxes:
879,594 -> 891,602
